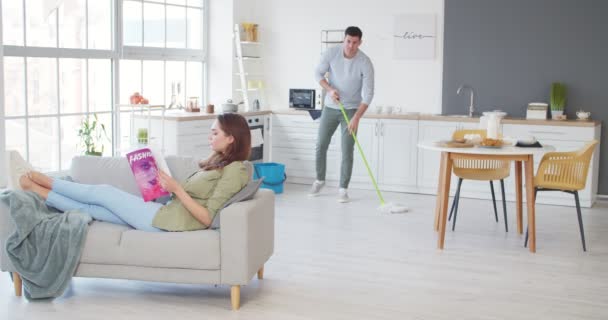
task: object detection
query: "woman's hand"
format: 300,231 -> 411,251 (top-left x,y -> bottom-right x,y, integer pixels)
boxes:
159,170 -> 182,193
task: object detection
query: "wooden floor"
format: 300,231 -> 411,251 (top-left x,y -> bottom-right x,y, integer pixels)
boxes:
3,183 -> 608,319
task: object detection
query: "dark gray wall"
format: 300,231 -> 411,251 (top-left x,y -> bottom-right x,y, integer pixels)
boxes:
443,0 -> 608,194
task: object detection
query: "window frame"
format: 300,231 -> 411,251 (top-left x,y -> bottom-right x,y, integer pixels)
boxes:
114,0 -> 207,155
0,3 -> 5,188
0,0 -> 208,186
2,0 -> 118,177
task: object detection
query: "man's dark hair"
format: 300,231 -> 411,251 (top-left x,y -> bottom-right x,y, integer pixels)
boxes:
344,26 -> 363,39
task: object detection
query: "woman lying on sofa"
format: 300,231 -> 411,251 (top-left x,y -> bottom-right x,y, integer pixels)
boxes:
19,113 -> 251,232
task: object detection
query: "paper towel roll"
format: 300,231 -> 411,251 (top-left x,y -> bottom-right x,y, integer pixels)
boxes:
251,128 -> 264,147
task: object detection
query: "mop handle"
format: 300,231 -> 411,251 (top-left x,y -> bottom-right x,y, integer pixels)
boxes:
337,102 -> 386,205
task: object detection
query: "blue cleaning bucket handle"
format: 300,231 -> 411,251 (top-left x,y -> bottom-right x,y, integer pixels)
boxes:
254,164 -> 287,186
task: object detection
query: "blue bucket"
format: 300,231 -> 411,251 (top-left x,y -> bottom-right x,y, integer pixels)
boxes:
253,162 -> 286,194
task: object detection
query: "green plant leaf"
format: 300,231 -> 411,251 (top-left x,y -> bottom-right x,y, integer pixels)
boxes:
77,114 -> 111,155
550,82 -> 566,111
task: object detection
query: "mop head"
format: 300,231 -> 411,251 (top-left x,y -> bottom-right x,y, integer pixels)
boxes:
379,202 -> 409,214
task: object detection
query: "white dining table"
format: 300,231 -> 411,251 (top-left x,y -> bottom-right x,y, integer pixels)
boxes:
418,141 -> 555,253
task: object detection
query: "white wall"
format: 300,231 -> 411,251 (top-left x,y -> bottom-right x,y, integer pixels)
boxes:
0,3 -> 6,188
207,0 -> 235,106
233,0 -> 445,113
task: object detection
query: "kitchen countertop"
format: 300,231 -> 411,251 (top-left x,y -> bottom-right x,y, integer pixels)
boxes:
134,109 -> 600,127
274,109 -> 601,127
133,109 -> 272,121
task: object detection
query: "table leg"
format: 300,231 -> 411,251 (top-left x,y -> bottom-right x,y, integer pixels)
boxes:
434,152 -> 448,231
515,161 -> 523,234
524,155 -> 536,253
438,153 -> 453,250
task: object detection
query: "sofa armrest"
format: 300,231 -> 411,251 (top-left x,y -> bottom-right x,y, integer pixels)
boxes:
0,200 -> 17,272
219,189 -> 274,285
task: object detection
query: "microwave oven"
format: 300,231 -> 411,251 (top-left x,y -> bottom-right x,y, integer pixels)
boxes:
289,89 -> 316,110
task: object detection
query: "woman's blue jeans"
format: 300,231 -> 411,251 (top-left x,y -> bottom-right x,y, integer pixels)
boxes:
45,179 -> 163,232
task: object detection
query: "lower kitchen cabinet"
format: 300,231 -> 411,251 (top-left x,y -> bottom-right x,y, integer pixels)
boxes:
271,114 -> 418,192
375,119 -> 418,192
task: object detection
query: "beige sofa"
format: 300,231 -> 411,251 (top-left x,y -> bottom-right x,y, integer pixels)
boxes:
0,155 -> 275,310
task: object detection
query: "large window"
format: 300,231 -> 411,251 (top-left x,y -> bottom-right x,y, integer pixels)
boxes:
2,0 -> 115,173
117,0 -> 205,153
1,0 -> 206,184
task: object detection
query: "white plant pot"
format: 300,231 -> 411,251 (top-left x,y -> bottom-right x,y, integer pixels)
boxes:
551,110 -> 564,119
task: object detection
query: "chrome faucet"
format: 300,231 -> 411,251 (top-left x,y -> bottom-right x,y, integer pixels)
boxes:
457,84 -> 475,117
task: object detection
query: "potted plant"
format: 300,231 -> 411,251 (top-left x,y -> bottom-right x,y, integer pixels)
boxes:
137,128 -> 148,145
77,114 -> 110,156
550,82 -> 567,119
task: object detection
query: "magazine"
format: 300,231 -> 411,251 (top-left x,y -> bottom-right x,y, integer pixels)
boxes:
126,148 -> 171,202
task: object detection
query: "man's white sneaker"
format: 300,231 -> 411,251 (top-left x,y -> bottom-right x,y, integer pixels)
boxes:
308,180 -> 325,197
338,188 -> 350,203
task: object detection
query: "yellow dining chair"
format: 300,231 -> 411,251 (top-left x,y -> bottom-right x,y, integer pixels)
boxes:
525,140 -> 599,251
448,129 -> 511,232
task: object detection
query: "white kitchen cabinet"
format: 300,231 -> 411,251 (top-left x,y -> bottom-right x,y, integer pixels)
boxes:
271,114 -> 418,191
338,118 -> 418,192
271,114 -> 341,183
347,119 -> 379,186
376,119 -> 418,192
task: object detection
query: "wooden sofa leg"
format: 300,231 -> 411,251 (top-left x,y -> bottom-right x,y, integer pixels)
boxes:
257,265 -> 264,279
231,285 -> 240,310
12,272 -> 22,297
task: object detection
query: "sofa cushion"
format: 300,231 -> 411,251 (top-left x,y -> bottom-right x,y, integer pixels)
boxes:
210,178 -> 263,229
70,156 -> 140,196
164,156 -> 200,182
79,221 -> 220,270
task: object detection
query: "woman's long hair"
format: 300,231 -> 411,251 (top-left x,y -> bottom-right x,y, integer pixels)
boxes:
199,113 -> 251,170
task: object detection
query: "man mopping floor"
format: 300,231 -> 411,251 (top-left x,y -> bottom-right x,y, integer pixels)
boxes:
309,26 -> 375,203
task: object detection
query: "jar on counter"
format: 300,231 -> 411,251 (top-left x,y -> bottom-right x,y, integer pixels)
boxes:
187,97 -> 200,112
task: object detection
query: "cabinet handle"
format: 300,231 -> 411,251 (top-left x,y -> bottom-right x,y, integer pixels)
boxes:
381,122 -> 385,136
375,122 -> 379,136
529,130 -> 564,135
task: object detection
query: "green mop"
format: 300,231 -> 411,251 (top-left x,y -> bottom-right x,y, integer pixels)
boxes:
337,102 -> 409,213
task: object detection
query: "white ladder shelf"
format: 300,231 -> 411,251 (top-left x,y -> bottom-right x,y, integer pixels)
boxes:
233,23 -> 265,111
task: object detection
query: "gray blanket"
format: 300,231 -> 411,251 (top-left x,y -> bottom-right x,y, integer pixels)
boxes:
0,190 -> 91,300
